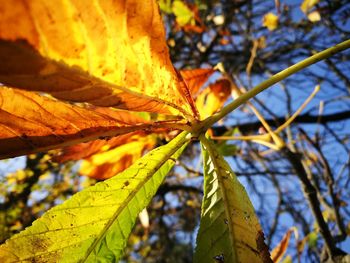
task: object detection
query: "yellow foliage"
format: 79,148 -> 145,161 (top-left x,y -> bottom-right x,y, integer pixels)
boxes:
6,170 -> 28,184
301,0 -> 320,13
172,0 -> 195,26
308,11 -> 321,22
0,0 -> 198,119
79,135 -> 156,179
196,79 -> 231,119
263,12 -> 279,31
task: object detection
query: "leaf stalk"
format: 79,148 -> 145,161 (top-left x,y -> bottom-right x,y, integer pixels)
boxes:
196,39 -> 350,132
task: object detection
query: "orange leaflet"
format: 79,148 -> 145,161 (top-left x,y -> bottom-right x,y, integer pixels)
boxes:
195,79 -> 231,119
180,68 -> 215,96
0,87 -> 157,159
78,134 -> 156,179
55,133 -> 138,162
0,0 -> 197,120
271,229 -> 293,263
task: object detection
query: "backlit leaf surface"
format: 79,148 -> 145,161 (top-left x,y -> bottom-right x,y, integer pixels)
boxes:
0,0 -> 197,119
300,0 -> 319,13
79,134 -> 156,179
172,0 -> 195,26
55,133 -> 140,163
271,229 -> 293,263
196,79 -> 231,119
195,136 -> 271,263
0,132 -> 189,262
180,68 -> 215,96
0,87 -> 154,159
263,13 -> 279,31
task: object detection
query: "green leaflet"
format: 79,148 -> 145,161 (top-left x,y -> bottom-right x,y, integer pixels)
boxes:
195,135 -> 271,263
159,0 -> 172,14
172,0 -> 195,26
0,132 -> 190,263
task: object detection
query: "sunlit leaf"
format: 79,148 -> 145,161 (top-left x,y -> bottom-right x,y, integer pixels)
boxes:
180,4 -> 206,34
0,132 -> 189,262
195,136 -> 271,263
0,0 -> 198,119
159,0 -> 172,14
271,229 -> 294,263
322,209 -> 336,222
55,108 -> 152,163
196,79 -> 231,119
307,11 -> 321,22
263,13 -> 279,31
55,133 -> 139,163
0,87 -> 158,159
79,135 -> 156,179
301,0 -> 319,13
180,68 -> 215,96
307,232 -> 318,248
172,0 -> 195,26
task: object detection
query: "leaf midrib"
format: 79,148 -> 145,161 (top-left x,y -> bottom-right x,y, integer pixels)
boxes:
200,135 -> 238,263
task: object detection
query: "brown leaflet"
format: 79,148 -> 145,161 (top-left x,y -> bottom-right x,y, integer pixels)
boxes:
256,231 -> 273,263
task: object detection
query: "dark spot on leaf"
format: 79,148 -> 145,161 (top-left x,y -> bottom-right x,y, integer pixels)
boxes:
70,224 -> 73,227
224,219 -> 228,224
98,136 -> 111,140
124,181 -> 130,186
31,235 -> 51,252
256,230 -> 273,263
